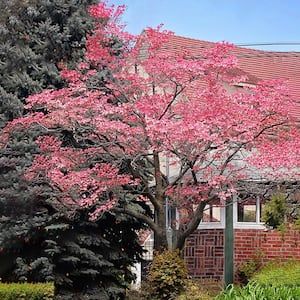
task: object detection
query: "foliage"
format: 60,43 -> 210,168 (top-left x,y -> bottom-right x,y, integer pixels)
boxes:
125,279 -> 215,300
237,260 -> 259,284
125,289 -> 144,300
262,193 -> 287,229
0,0 -> 98,217
236,250 -> 264,284
0,1 -> 39,23
218,261 -> 300,299
0,205 -> 147,299
216,283 -> 300,300
294,216 -> 300,230
0,1 -> 148,298
252,260 -> 300,287
125,282 -> 154,300
0,282 -> 54,300
176,280 -> 213,300
147,250 -> 188,300
0,0 -> 99,242
0,0 -> 99,275
0,0 -> 97,104
3,1 -> 300,253
0,0 -> 99,281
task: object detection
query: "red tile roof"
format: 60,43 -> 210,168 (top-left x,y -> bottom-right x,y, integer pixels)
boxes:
161,34 -> 300,117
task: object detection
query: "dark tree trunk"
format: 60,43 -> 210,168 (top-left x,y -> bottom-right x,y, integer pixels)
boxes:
153,208 -> 169,251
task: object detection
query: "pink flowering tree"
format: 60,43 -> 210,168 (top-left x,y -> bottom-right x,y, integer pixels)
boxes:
3,2 -> 300,251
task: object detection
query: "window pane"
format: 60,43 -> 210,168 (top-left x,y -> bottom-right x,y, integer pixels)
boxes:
238,199 -> 257,222
202,204 -> 221,222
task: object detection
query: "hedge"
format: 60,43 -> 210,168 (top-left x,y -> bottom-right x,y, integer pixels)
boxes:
0,283 -> 54,300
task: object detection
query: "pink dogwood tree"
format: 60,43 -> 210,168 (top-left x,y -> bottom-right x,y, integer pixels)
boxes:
3,2 -> 300,250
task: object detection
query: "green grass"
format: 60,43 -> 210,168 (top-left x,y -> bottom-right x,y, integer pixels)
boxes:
217,261 -> 300,300
252,260 -> 300,287
216,283 -> 300,300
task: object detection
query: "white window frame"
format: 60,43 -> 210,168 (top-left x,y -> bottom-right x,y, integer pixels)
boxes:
233,196 -> 266,229
198,203 -> 225,229
196,195 -> 266,230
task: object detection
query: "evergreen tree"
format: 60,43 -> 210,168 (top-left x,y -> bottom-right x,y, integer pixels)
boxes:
0,122 -> 149,298
0,0 -> 99,209
0,1 -> 38,24
0,202 -> 148,299
0,0 -> 98,126
0,1 -> 148,298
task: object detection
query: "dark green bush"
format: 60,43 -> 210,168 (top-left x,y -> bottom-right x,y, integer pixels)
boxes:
0,283 -> 54,300
147,250 -> 188,300
262,193 -> 287,229
252,260 -> 300,286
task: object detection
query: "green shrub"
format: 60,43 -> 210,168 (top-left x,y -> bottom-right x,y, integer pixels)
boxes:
237,260 -> 259,284
262,193 -> 287,229
252,260 -> 300,287
147,250 -> 188,300
0,283 -> 54,300
294,217 -> 300,230
236,250 -> 264,284
216,283 -> 300,300
125,289 -> 144,300
176,280 -> 212,300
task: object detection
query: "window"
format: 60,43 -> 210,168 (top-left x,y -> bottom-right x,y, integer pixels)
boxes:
234,196 -> 265,228
238,198 -> 257,222
196,196 -> 266,229
202,203 -> 221,222
198,199 -> 225,228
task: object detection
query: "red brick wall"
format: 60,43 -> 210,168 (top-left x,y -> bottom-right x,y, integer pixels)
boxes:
235,228 -> 300,267
184,228 -> 300,280
184,229 -> 224,280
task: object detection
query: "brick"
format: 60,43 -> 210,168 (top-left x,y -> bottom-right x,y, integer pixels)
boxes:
185,227 -> 300,281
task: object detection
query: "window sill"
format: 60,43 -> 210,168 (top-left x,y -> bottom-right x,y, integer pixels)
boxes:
198,222 -> 225,229
197,222 -> 267,230
234,222 -> 266,230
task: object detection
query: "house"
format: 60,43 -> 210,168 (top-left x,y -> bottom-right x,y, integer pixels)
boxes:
133,35 -> 300,284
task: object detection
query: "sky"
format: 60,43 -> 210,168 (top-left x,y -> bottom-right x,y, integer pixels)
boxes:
108,0 -> 300,52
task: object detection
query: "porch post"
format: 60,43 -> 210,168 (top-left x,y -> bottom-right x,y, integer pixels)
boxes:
224,197 -> 234,286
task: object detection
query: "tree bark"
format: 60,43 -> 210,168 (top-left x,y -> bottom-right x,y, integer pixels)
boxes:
153,206 -> 168,251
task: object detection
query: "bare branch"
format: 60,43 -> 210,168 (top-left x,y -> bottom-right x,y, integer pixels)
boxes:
158,84 -> 185,120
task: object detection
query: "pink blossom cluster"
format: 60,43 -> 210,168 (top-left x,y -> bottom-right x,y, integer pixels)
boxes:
3,2 -> 300,220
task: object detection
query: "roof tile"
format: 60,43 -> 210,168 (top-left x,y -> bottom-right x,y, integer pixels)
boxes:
164,35 -> 300,100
